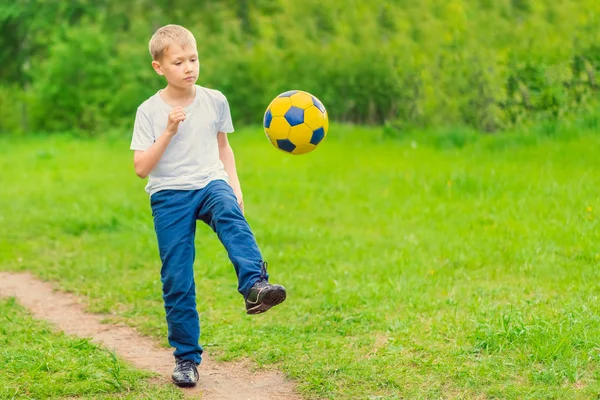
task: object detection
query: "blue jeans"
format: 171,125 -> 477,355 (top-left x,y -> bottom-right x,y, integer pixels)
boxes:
150,179 -> 267,364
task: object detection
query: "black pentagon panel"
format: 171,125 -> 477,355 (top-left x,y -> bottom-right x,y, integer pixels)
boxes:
278,90 -> 298,98
277,139 -> 296,152
310,127 -> 325,145
284,106 -> 304,127
312,96 -> 326,113
264,109 -> 273,129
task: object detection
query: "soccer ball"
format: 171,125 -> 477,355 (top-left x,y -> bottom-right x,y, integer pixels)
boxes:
263,90 -> 329,155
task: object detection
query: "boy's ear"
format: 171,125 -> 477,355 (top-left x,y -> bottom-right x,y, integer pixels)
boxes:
152,60 -> 164,76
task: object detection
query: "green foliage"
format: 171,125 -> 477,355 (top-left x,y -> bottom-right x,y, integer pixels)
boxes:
0,85 -> 26,134
1,0 -> 600,133
28,15 -> 160,134
29,21 -> 117,132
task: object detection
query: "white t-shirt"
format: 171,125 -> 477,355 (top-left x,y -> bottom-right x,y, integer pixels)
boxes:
130,85 -> 235,196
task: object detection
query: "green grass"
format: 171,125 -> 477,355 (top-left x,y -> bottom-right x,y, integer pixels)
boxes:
1,124 -> 599,399
0,298 -> 182,399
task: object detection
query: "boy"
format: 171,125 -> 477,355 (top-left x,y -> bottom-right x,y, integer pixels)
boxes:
130,24 -> 286,388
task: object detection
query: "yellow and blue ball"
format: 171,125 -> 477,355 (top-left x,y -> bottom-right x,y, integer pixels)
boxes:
263,90 -> 329,155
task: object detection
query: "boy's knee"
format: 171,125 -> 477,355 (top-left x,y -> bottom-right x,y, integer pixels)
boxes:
213,199 -> 242,220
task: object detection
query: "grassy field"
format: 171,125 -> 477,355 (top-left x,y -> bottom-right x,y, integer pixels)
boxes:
1,124 -> 599,399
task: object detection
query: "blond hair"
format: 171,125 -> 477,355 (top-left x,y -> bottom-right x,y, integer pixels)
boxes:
149,24 -> 196,61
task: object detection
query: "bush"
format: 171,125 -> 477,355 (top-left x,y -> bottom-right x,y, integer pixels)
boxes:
4,0 -> 600,134
0,85 -> 26,134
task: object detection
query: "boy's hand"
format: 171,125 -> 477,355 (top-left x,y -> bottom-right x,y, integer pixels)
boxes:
166,107 -> 186,136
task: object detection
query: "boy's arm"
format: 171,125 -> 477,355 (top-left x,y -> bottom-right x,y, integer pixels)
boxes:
217,131 -> 244,214
133,133 -> 174,178
133,107 -> 186,178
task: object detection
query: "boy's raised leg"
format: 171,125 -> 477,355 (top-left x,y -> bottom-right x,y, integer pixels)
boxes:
197,180 -> 286,314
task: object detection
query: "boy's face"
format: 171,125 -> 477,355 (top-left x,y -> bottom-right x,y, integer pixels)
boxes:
152,44 -> 199,89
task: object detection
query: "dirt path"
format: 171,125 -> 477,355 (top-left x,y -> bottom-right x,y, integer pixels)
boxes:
0,272 -> 302,400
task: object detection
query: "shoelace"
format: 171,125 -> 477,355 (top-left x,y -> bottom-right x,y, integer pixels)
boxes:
260,261 -> 268,281
177,360 -> 196,371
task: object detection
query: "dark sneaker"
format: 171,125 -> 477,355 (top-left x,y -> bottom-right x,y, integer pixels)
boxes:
172,358 -> 199,388
245,280 -> 287,315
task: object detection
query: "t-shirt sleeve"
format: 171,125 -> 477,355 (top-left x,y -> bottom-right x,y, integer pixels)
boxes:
218,95 -> 235,133
130,108 -> 154,151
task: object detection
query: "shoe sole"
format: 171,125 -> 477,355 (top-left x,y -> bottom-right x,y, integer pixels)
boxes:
247,287 -> 287,315
173,380 -> 197,388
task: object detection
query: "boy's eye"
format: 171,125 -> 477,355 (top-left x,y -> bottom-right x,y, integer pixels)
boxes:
191,58 -> 197,62
174,62 -> 182,65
